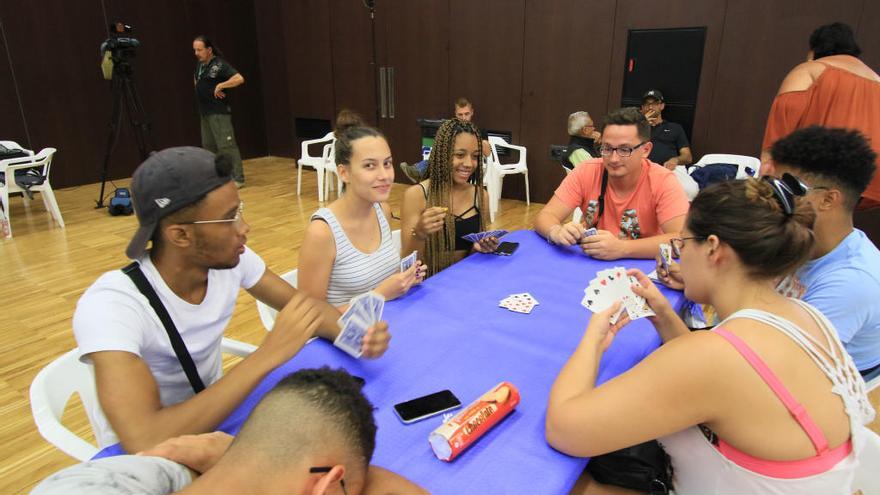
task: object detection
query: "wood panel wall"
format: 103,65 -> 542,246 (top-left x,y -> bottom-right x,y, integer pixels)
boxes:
2,0 -> 878,197
0,0 -> 266,189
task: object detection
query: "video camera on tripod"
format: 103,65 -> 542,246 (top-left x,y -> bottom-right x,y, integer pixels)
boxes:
95,21 -> 155,210
100,22 -> 140,80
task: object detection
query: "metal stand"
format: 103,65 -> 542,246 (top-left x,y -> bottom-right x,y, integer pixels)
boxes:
95,59 -> 154,208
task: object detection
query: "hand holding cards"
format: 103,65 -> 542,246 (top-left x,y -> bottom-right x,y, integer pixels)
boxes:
581,266 -> 655,323
335,291 -> 385,358
400,250 -> 417,272
461,229 -> 508,244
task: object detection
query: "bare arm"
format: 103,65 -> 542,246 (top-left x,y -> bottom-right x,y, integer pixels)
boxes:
776,61 -> 820,95
533,196 -> 584,246
218,73 -> 244,90
580,214 -> 685,260
297,219 -> 336,304
399,184 -> 445,259
663,147 -> 693,169
546,312 -> 717,457
91,290 -> 322,452
362,466 -> 429,495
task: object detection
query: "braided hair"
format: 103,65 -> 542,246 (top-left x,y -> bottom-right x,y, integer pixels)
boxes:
424,118 -> 487,275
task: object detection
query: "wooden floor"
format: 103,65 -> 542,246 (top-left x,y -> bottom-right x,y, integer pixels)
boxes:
1,157 -> 877,493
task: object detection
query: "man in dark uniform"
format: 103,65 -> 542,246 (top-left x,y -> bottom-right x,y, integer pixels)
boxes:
193,36 -> 246,187
640,89 -> 692,170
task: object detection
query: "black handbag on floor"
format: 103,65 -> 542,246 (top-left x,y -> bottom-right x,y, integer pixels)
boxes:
585,440 -> 673,494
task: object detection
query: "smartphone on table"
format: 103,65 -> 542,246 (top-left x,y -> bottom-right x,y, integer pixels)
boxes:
494,241 -> 519,256
393,390 -> 462,424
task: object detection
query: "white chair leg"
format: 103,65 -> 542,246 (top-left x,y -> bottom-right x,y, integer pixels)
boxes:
1,190 -> 11,238
41,186 -> 65,228
316,167 -> 325,203
296,161 -> 303,196
523,171 -> 530,206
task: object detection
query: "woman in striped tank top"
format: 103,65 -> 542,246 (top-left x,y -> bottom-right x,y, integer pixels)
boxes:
547,178 -> 878,494
299,126 -> 426,307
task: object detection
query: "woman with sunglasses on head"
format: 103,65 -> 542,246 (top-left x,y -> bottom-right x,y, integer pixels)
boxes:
400,119 -> 498,276
298,126 -> 426,308
547,177 -> 877,494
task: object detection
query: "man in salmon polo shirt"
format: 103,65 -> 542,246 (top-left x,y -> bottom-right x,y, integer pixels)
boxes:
534,107 -> 689,260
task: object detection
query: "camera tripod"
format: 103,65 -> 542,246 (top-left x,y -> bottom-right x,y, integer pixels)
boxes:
95,59 -> 155,208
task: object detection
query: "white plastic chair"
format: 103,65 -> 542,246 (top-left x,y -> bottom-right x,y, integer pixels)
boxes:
0,147 -> 64,238
297,132 -> 335,202
257,269 -> 299,331
486,136 -> 530,223
692,153 -> 761,179
30,339 -> 256,461
322,140 -> 343,201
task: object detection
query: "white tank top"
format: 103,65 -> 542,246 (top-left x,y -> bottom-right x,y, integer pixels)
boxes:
311,203 -> 399,305
658,300 -> 879,494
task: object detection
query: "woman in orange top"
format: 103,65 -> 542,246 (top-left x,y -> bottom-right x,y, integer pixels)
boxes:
762,23 -> 880,213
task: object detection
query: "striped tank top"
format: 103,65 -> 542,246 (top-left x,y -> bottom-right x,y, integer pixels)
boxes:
311,203 -> 399,305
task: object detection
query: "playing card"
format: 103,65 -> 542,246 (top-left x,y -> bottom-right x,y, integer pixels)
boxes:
498,292 -> 538,314
462,229 -> 509,243
334,313 -> 371,358
582,267 -> 653,322
336,291 -> 385,357
400,250 -> 417,272
659,243 -> 673,272
583,227 -> 598,238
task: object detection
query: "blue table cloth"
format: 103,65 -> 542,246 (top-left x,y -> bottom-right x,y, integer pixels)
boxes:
95,230 -> 684,494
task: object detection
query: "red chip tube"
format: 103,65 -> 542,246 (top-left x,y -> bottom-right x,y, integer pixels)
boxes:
428,382 -> 521,461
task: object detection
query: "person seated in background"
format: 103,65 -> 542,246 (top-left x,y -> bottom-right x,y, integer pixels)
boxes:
400,118 -> 498,276
73,148 -> 391,454
563,111 -> 601,170
534,107 -> 689,260
768,126 -> 880,377
32,367 -> 427,495
299,126 -> 426,307
547,178 -> 877,494
400,97 -> 491,183
761,22 -> 880,247
640,89 -> 692,170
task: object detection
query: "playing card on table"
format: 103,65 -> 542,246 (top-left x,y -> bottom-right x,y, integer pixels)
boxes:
400,250 -> 417,272
499,292 -> 538,314
336,291 -> 385,358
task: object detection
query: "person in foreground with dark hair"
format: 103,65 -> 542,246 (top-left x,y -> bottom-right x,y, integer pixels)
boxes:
193,35 -> 246,187
31,367 -> 427,494
762,22 -> 880,231
534,107 -> 689,260
72,148 -> 391,455
547,178 -> 878,494
770,126 -> 880,377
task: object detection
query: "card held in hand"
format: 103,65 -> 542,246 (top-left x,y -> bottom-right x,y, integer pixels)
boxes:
335,291 -> 385,358
400,250 -> 417,272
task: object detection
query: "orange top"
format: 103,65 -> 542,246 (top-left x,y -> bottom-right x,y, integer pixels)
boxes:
762,64 -> 880,203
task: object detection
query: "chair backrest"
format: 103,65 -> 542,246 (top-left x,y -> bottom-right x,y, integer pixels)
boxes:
300,132 -> 335,160
487,136 -> 527,172
323,140 -> 338,173
1,148 -> 56,184
257,269 -> 299,331
693,153 -> 760,178
29,348 -> 101,461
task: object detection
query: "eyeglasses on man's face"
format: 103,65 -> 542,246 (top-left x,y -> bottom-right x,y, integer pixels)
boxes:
181,201 -> 244,226
599,141 -> 648,158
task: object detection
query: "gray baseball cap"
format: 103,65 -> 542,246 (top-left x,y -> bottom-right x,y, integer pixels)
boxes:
126,147 -> 232,259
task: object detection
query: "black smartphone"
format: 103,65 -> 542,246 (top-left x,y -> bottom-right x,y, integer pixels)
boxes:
393,390 -> 462,424
494,241 -> 520,256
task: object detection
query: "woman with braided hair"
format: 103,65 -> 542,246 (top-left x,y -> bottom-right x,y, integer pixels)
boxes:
400,119 -> 499,276
547,177 -> 878,494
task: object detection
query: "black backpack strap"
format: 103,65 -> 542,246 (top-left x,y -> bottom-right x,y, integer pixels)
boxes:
593,168 -> 609,228
122,262 -> 206,394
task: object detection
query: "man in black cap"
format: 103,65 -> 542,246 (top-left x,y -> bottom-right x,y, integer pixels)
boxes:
72,147 -> 391,454
640,89 -> 692,170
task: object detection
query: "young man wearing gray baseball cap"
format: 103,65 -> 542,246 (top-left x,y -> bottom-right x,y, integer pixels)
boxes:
72,147 -> 391,453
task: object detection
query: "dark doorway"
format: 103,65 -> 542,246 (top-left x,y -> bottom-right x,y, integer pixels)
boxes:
620,27 -> 707,141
